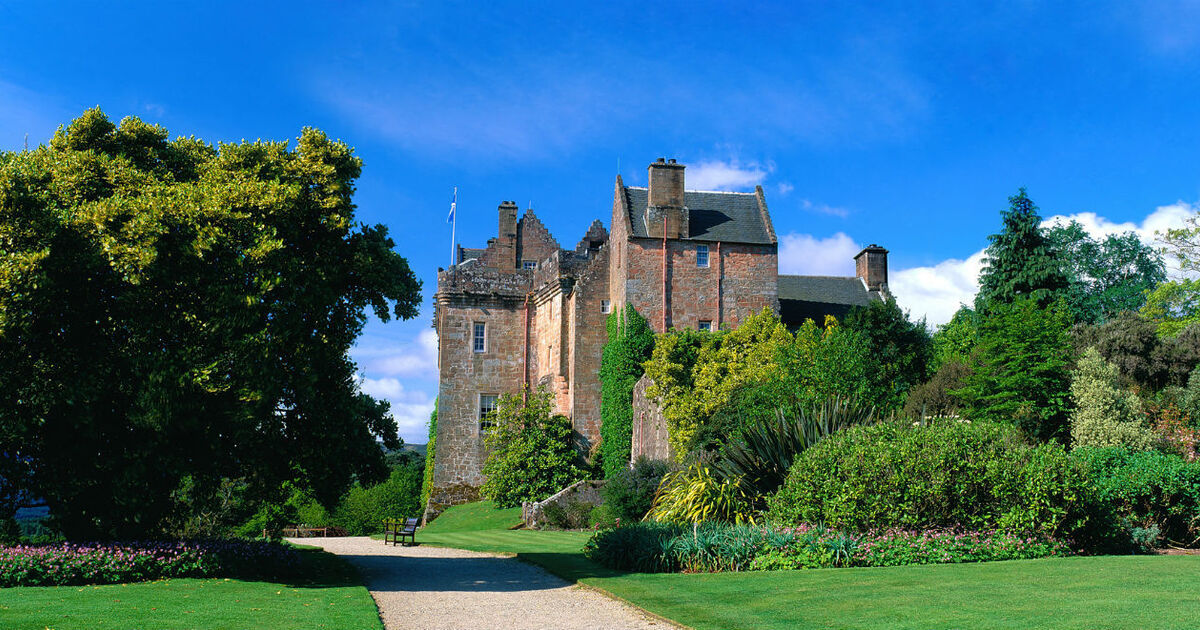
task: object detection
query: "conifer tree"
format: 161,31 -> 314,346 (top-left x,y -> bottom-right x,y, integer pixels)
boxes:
975,189 -> 1070,312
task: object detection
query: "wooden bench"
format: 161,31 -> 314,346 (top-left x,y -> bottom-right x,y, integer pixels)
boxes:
384,517 -> 419,546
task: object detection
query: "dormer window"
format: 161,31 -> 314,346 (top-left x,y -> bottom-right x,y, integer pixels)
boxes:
697,245 -> 709,268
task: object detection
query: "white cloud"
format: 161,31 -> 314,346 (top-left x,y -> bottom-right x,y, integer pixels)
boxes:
890,251 -> 986,327
777,182 -> 795,196
777,201 -> 1198,329
354,328 -> 439,379
778,232 -> 862,276
686,159 -> 770,191
801,198 -> 850,218
359,377 -> 435,443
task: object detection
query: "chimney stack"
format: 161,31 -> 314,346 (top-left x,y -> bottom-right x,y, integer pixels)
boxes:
646,158 -> 687,239
854,244 -> 889,292
497,201 -> 518,268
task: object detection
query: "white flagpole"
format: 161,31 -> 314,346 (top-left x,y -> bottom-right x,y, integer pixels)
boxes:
449,187 -> 457,267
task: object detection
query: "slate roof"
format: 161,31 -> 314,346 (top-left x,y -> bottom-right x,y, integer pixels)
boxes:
777,275 -> 881,328
623,187 -> 773,244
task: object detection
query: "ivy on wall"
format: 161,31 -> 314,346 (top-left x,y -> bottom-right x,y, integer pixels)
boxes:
420,400 -> 437,508
599,305 -> 656,479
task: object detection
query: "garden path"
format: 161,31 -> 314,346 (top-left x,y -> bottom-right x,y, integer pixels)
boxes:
292,536 -> 668,630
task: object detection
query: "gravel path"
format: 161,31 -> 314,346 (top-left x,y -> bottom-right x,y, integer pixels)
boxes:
292,536 -> 670,630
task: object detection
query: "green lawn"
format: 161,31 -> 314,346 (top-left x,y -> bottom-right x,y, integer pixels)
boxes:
420,500 -> 523,534
420,502 -> 1200,630
0,546 -> 383,630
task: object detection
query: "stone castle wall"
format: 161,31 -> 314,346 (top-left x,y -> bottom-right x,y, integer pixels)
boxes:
630,374 -> 671,462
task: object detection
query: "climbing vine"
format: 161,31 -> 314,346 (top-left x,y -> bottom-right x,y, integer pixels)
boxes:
599,305 -> 656,479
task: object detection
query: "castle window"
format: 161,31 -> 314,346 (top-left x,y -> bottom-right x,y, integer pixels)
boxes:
479,394 -> 498,432
699,320 -> 712,332
697,245 -> 710,268
601,299 -> 612,314
473,322 -> 486,353
522,260 -> 536,270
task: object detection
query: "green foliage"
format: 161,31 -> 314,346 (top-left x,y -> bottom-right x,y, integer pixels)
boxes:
903,360 -> 972,418
975,188 -> 1070,311
602,456 -> 672,522
332,466 -> 423,535
843,297 -> 933,408
957,297 -> 1073,441
714,396 -> 876,503
1044,220 -> 1166,324
1141,279 -> 1200,338
584,521 -> 792,573
751,526 -> 1069,571
421,401 -> 437,508
480,389 -> 586,508
767,420 -> 1093,540
1073,447 -> 1200,548
646,463 -> 757,525
541,499 -> 596,530
644,310 -> 888,458
931,306 -> 979,370
0,109 -> 421,539
599,305 -> 655,479
1070,348 -> 1156,450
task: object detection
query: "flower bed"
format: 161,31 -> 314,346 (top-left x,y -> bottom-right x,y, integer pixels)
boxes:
0,540 -> 303,587
585,521 -> 1070,574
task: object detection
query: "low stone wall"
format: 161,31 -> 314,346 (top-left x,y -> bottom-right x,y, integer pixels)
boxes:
522,479 -> 605,529
630,374 -> 672,462
422,483 -> 481,525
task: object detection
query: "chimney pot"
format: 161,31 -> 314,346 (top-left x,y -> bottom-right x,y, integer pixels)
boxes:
854,244 -> 889,293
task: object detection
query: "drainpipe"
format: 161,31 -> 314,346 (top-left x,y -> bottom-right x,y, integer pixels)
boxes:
523,292 -> 531,403
716,241 -> 722,329
662,218 -> 668,332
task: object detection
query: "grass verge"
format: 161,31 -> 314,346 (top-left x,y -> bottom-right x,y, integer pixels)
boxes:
0,545 -> 382,630
420,502 -> 1200,630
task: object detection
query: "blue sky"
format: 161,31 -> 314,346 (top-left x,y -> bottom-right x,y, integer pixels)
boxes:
4,1 -> 1200,442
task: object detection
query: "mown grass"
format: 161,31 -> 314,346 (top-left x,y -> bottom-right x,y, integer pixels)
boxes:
420,502 -> 1200,630
0,545 -> 382,630
420,500 -> 523,534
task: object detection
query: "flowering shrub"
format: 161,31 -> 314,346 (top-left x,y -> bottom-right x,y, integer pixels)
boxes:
585,520 -> 1070,574
854,528 -> 1069,567
0,540 -> 302,587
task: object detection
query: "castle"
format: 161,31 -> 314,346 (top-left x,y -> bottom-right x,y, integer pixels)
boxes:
427,159 -> 889,516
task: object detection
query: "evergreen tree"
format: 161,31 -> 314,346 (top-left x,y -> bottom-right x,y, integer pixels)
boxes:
957,297 -> 1073,442
598,305 -> 656,479
975,189 -> 1070,312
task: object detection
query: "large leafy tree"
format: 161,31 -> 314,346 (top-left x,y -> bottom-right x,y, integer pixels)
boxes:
957,297 -> 1074,442
1044,220 -> 1166,324
975,189 -> 1070,312
843,297 -> 933,409
0,109 -> 421,538
930,306 -> 980,371
479,389 -> 586,508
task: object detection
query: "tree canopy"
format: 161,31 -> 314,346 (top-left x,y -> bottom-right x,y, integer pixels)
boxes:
1043,220 -> 1165,324
0,109 -> 421,538
975,189 -> 1070,311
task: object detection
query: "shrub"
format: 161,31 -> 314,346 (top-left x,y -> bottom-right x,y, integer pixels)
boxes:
480,389 -> 586,508
1073,447 -> 1200,547
1070,348 -> 1156,450
603,457 -> 672,522
584,521 -> 792,573
767,420 -> 1093,540
855,528 -> 1069,567
903,359 -> 971,418
0,540 -> 301,587
333,466 -> 423,535
588,502 -> 620,529
714,396 -> 876,503
421,402 -> 437,508
542,499 -> 596,530
647,464 -> 757,525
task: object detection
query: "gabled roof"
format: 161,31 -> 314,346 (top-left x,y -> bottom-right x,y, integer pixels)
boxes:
777,274 -> 881,327
623,187 -> 773,244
